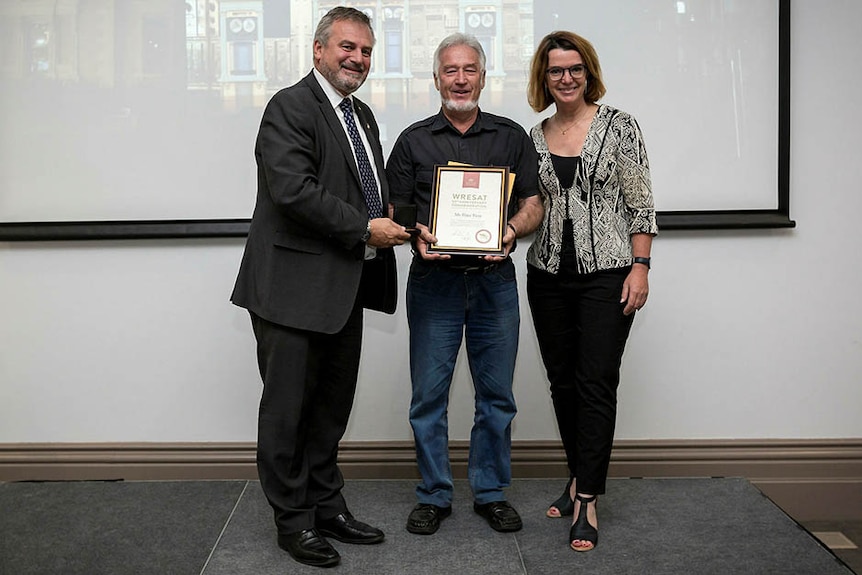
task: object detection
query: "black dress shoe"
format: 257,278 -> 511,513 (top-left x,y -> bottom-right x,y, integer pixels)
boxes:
277,528 -> 340,568
473,500 -> 523,532
317,511 -> 385,544
406,503 -> 452,535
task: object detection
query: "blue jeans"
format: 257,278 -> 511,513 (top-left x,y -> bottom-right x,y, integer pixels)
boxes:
406,258 -> 520,506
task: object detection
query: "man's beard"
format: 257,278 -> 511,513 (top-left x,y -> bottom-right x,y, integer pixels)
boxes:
319,61 -> 366,95
442,98 -> 479,113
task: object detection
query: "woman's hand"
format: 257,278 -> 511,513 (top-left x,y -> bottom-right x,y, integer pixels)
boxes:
621,266 -> 649,315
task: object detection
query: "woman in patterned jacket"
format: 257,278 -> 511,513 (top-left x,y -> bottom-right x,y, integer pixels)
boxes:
525,31 -> 658,552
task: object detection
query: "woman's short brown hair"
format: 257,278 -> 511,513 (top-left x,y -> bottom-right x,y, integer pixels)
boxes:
527,31 -> 606,112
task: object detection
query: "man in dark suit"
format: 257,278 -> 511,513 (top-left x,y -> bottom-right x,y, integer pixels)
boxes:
231,7 -> 410,569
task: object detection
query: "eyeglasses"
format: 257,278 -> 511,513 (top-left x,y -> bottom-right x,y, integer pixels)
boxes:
546,65 -> 587,81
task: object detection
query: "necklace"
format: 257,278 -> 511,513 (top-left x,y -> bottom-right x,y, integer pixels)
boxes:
555,109 -> 589,135
557,117 -> 578,135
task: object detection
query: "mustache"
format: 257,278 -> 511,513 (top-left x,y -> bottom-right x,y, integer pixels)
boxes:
342,63 -> 366,73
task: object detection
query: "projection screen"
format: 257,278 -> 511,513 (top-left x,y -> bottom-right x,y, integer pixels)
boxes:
0,0 -> 792,240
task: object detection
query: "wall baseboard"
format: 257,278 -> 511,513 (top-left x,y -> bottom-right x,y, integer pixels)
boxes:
1,438 -> 860,521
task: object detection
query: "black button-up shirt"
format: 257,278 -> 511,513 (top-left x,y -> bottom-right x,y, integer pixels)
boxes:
386,108 -> 539,229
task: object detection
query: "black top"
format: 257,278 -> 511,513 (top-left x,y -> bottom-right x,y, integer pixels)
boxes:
549,154 -> 582,267
550,153 -> 580,191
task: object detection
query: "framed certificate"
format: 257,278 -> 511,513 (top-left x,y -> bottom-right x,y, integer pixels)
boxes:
428,165 -> 511,256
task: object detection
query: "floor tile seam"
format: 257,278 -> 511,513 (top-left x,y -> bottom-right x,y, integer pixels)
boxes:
512,532 -> 528,575
198,480 -> 250,575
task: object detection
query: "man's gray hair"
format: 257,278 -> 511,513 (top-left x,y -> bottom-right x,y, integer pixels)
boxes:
433,33 -> 486,75
314,6 -> 375,46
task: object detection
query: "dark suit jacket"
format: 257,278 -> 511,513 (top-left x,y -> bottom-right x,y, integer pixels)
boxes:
231,71 -> 397,334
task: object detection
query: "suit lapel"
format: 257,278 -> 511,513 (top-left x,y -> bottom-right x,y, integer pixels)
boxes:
304,73 -> 362,186
304,72 -> 387,207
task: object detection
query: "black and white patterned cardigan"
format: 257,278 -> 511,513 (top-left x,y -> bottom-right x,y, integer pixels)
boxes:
526,104 -> 659,275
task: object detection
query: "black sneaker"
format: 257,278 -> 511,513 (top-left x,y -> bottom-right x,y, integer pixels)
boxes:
406,503 -> 452,535
473,500 -> 523,532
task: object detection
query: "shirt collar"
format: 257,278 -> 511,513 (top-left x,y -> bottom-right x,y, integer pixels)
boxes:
313,67 -> 350,111
430,107 -> 495,135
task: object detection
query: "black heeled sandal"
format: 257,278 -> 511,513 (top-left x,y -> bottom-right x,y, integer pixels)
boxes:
546,476 -> 575,518
569,494 -> 598,552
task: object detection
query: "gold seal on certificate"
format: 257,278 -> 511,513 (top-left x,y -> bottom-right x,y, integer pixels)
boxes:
428,164 -> 512,255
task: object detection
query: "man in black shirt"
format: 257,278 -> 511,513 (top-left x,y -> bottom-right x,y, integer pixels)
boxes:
386,32 -> 543,536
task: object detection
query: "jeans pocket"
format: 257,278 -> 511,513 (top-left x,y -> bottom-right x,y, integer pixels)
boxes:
409,258 -> 436,281
489,260 -> 517,283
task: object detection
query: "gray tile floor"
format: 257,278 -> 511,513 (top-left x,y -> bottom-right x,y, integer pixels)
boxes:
0,478 -> 856,575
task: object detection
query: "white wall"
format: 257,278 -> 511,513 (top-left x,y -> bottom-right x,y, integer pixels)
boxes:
1,1 -> 861,444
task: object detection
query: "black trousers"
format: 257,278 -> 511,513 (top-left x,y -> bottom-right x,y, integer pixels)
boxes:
526,264 -> 634,495
250,303 -> 363,534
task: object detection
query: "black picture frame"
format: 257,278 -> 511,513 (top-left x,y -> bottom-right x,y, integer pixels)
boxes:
427,165 -> 510,256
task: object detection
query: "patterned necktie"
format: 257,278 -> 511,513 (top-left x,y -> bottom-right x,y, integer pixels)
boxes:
339,98 -> 383,219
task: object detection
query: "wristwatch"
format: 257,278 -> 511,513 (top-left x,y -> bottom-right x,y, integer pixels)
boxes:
360,220 -> 372,243
633,256 -> 651,269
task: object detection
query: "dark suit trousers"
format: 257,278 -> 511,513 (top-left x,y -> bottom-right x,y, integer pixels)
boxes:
526,264 -> 634,495
250,303 -> 363,534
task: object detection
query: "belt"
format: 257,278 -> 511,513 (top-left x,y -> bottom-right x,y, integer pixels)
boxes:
444,262 -> 499,274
